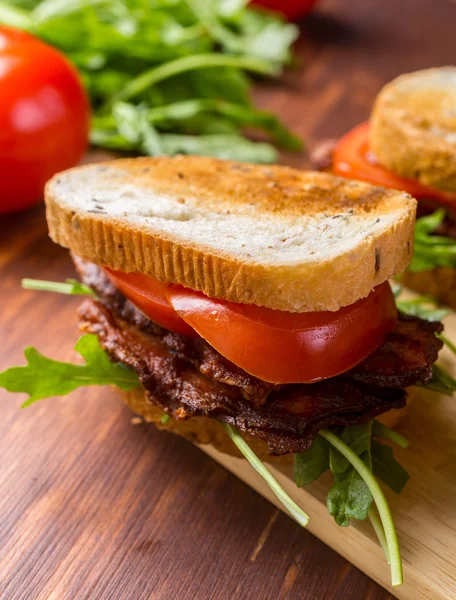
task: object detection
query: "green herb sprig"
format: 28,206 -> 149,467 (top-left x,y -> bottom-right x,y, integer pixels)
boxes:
0,334 -> 141,407
409,209 -> 456,272
0,0 -> 301,163
22,278 -> 96,297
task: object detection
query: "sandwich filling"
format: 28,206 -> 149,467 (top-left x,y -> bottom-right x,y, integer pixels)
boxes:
73,256 -> 443,455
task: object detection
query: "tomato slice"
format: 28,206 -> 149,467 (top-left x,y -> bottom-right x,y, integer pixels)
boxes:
103,268 -> 197,337
167,282 -> 397,384
104,266 -> 397,384
333,122 -> 456,210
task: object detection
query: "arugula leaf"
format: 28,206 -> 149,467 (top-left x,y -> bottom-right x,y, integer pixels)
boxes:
22,278 -> 95,296
326,423 -> 373,527
393,283 -> 456,396
0,0 -> 300,163
409,210 -> 456,272
294,435 -> 330,487
93,101 -> 281,162
329,422 -> 372,474
222,423 -> 310,527
437,331 -> 456,355
159,133 -> 278,163
419,334 -> 456,395
422,364 -> 456,395
0,334 -> 140,407
320,429 -> 403,587
327,468 -> 373,526
371,440 -> 409,494
372,420 -> 409,449
396,296 -> 450,322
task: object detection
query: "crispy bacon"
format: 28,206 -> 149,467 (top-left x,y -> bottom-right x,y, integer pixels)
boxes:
349,316 -> 443,388
73,257 -> 443,454
79,299 -> 406,455
73,256 -> 443,400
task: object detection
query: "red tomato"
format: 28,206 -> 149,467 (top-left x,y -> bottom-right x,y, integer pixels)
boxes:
251,0 -> 319,21
167,282 -> 397,384
333,122 -> 456,210
105,266 -> 397,384
0,27 -> 89,214
103,268 -> 197,337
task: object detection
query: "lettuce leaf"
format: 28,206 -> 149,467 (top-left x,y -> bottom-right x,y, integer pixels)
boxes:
0,334 -> 140,407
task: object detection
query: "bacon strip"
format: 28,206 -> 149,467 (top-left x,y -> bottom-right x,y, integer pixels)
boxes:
73,256 -> 443,401
79,299 -> 407,455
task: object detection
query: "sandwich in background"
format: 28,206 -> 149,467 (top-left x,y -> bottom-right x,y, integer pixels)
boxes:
329,67 -> 456,307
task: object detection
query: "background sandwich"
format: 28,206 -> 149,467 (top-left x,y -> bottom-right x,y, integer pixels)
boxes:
328,67 -> 456,307
1,156 -> 455,586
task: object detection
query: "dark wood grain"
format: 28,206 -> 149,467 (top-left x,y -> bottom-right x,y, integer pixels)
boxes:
1,0 -> 455,598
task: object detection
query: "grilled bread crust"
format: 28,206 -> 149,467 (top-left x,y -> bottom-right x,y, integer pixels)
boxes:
370,67 -> 456,192
46,156 -> 415,312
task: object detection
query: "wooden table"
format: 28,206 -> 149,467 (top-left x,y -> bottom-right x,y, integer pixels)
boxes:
1,1 -> 454,598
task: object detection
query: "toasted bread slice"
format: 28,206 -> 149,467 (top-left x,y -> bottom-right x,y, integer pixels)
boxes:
46,156 -> 415,312
118,386 -> 412,462
370,67 -> 456,192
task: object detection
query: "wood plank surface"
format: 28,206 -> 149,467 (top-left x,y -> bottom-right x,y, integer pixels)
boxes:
1,0 -> 455,598
201,324 -> 456,600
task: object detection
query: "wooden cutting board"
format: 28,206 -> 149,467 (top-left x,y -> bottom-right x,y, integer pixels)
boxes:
199,306 -> 456,600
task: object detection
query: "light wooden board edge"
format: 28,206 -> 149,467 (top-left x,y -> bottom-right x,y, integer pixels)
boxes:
199,445 -> 419,600
197,299 -> 456,600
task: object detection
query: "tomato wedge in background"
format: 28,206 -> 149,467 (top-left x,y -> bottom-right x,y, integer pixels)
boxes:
167,282 -> 398,384
251,0 -> 319,21
333,122 -> 456,210
0,27 -> 89,215
103,268 -> 197,337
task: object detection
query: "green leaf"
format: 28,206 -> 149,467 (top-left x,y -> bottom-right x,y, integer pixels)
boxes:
421,335 -> 456,396
327,422 -> 373,527
0,1 -> 32,28
294,435 -> 330,487
422,364 -> 456,396
409,210 -> 456,272
1,0 -> 301,161
0,334 -> 140,407
371,440 -> 409,494
160,133 -> 278,163
437,331 -> 456,355
372,420 -> 408,449
320,429 -> 403,587
396,297 -> 450,322
222,423 -> 310,527
329,422 -> 372,474
160,413 -> 171,424
327,464 -> 373,526
114,53 -> 280,104
22,278 -> 95,296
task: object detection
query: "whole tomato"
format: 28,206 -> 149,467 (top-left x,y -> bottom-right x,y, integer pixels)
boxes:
0,27 -> 89,214
251,0 -> 319,21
